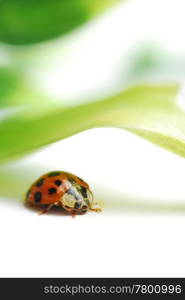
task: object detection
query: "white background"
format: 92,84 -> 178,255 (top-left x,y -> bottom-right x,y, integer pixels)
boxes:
1,0 -> 185,277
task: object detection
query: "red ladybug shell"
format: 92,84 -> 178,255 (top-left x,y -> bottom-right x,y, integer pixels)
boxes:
26,171 -> 89,205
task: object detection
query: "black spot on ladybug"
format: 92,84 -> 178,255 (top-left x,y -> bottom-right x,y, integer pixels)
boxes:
75,201 -> 82,209
81,186 -> 87,198
55,179 -> 62,186
67,187 -> 80,200
82,205 -> 88,211
36,178 -> 44,187
48,187 -> 57,194
34,192 -> 42,202
48,171 -> 61,177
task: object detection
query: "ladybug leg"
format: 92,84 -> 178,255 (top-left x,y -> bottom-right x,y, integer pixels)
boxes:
39,203 -> 54,215
62,205 -> 77,217
90,207 -> 102,213
71,210 -> 77,218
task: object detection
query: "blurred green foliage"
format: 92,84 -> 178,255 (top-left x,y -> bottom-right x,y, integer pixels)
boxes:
0,67 -> 51,107
0,84 -> 183,164
127,47 -> 162,80
0,0 -> 118,45
0,68 -> 20,105
125,45 -> 185,84
0,0 -> 120,109
0,1 -> 184,169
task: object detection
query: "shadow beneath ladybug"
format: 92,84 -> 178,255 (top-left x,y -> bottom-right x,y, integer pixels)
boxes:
24,202 -> 86,217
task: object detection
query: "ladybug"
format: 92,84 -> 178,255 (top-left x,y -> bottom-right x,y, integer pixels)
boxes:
25,171 -> 101,216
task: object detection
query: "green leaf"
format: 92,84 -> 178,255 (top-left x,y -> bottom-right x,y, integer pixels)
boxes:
0,67 -> 52,107
125,45 -> 185,84
0,0 -> 119,45
0,84 -> 184,163
0,67 -> 20,106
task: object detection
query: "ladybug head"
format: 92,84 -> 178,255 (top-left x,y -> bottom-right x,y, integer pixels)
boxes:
62,185 -> 93,213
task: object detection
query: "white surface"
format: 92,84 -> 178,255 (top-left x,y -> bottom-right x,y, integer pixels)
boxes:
1,203 -> 185,277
